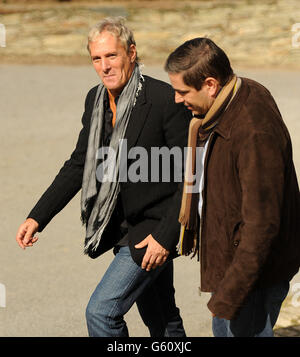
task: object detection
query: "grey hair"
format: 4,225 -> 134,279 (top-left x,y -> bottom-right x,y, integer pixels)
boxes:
87,16 -> 139,63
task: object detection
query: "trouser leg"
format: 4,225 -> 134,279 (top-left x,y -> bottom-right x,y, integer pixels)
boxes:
136,260 -> 186,337
85,246 -> 179,337
212,280 -> 289,337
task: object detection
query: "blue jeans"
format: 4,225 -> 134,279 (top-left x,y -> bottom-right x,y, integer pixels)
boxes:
212,280 -> 289,337
86,245 -> 185,337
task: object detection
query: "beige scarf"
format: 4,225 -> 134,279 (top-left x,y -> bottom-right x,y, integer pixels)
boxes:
177,75 -> 238,256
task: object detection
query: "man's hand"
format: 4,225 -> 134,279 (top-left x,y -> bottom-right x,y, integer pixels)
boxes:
16,218 -> 39,249
135,234 -> 169,271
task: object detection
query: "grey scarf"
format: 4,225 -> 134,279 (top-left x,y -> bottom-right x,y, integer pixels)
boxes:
81,64 -> 144,255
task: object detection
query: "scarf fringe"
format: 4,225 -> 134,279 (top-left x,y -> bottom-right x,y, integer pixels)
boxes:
176,225 -> 199,257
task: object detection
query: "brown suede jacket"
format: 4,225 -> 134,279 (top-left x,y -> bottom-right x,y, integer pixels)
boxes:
201,77 -> 300,320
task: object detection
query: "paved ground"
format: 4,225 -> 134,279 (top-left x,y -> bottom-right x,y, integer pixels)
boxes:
0,64 -> 299,337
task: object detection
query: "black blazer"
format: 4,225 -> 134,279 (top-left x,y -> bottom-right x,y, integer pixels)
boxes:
28,75 -> 192,265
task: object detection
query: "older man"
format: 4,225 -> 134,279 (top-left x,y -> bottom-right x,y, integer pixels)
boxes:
165,37 -> 300,337
16,17 -> 191,337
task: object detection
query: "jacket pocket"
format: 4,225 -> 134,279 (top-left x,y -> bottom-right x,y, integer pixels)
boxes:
231,221 -> 242,248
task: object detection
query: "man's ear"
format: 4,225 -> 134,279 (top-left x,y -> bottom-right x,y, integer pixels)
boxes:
128,44 -> 137,63
203,77 -> 221,98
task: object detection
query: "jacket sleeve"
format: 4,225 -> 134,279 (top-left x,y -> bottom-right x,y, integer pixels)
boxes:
207,131 -> 286,319
27,87 -> 97,232
151,95 -> 191,252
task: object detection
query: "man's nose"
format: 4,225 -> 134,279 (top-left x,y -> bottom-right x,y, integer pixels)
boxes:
175,92 -> 184,103
101,58 -> 111,72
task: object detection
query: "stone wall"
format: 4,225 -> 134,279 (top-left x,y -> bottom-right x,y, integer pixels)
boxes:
0,0 -> 300,68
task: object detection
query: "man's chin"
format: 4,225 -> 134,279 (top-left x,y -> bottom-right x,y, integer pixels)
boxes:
186,106 -> 204,116
191,109 -> 206,119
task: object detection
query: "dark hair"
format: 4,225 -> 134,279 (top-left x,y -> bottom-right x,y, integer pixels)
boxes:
165,38 -> 233,90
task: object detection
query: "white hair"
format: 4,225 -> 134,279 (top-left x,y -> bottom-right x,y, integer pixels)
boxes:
87,16 -> 139,62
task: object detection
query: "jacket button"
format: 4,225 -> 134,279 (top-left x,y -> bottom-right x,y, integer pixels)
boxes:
233,240 -> 239,246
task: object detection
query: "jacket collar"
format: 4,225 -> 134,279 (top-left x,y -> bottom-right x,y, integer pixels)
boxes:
213,77 -> 248,140
124,76 -> 151,151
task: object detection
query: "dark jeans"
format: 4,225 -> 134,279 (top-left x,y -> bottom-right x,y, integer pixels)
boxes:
212,280 -> 289,337
85,245 -> 185,337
